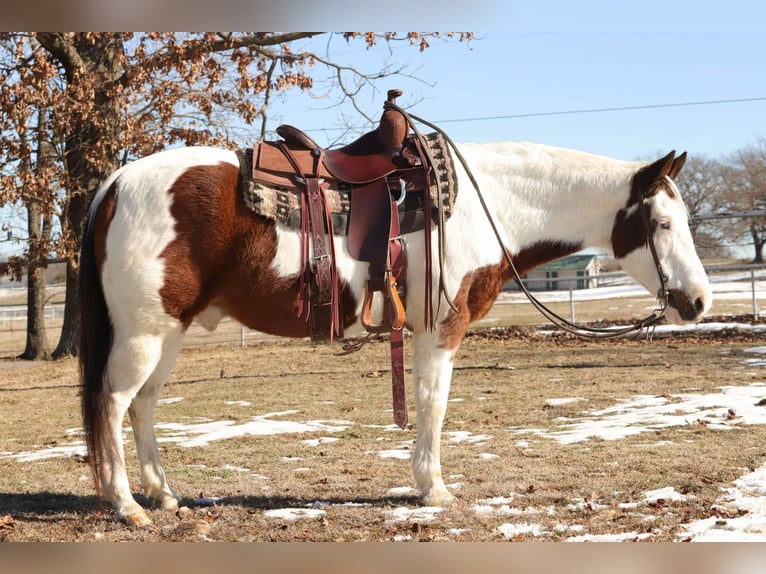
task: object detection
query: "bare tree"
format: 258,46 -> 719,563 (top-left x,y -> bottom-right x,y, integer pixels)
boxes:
721,139 -> 766,263
0,32 -> 472,359
672,154 -> 732,259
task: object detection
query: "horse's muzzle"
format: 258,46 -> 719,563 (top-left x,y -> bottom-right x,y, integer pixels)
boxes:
666,288 -> 707,322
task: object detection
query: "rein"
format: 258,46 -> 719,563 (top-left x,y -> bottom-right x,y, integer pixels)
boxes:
385,101 -> 669,340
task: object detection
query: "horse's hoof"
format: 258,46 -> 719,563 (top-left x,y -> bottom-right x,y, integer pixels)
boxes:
421,489 -> 456,508
119,510 -> 153,528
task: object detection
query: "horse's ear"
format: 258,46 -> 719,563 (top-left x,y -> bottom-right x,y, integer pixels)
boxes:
634,151 -> 676,195
668,151 -> 687,179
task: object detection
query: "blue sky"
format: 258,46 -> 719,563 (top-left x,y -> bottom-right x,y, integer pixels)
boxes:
265,2 -> 765,162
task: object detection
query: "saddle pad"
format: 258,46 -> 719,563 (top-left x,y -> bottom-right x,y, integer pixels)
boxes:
236,132 -> 458,236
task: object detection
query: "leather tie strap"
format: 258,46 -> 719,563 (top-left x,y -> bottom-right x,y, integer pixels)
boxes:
278,141 -> 342,341
305,176 -> 336,339
390,327 -> 407,428
387,195 -> 407,428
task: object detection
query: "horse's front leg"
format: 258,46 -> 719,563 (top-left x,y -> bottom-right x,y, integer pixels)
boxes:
411,331 -> 457,507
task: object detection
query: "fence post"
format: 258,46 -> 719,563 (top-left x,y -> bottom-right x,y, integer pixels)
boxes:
569,286 -> 575,323
752,269 -> 759,321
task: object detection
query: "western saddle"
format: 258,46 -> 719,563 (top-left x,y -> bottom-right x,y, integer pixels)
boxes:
250,90 -> 438,428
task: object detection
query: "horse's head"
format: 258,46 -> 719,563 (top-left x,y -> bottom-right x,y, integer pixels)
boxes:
611,151 -> 712,324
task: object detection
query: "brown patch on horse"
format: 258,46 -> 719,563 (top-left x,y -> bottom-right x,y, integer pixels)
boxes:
160,162 -> 357,336
93,182 -> 118,271
611,151 -> 686,259
439,240 -> 582,351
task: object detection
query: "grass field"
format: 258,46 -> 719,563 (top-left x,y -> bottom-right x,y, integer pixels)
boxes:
2,324 -> 766,541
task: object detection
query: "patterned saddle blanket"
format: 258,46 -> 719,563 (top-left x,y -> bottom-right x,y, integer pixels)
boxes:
236,132 -> 458,236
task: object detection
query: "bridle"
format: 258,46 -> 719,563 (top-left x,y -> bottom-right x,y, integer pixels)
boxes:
504,184 -> 670,340
384,102 -> 670,340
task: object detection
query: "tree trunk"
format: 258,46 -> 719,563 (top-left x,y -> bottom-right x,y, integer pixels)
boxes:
751,224 -> 764,264
19,107 -> 51,360
44,33 -> 125,358
21,263 -> 50,359
52,254 -> 81,358
20,202 -> 50,359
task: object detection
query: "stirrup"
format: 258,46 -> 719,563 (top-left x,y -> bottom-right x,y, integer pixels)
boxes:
361,274 -> 405,334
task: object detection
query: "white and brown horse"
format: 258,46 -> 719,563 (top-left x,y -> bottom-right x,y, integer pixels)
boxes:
79,141 -> 711,526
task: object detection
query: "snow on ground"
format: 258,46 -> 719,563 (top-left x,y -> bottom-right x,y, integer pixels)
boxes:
153,410 -> 351,447
514,383 -> 766,444
679,462 -> 766,541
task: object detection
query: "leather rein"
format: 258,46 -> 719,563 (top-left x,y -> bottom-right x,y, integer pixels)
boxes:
385,101 -> 669,340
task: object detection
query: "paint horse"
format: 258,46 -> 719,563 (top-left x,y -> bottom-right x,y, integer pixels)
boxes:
79,122 -> 712,526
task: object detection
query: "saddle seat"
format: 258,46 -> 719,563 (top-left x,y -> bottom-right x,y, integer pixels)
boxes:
275,89 -> 422,185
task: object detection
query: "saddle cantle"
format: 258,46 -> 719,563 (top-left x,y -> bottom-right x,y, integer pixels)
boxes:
275,89 -> 422,185
240,89 -> 457,428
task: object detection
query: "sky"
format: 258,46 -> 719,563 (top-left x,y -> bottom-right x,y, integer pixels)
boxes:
263,5 -> 765,163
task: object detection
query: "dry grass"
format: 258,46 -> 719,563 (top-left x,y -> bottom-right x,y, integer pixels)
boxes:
1,330 -> 765,541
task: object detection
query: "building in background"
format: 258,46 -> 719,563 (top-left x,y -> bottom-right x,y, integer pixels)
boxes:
507,254 -> 601,291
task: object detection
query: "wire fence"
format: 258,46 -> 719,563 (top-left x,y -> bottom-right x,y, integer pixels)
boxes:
1,265 -> 765,357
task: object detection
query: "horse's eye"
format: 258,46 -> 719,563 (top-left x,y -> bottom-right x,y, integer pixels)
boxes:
659,220 -> 671,230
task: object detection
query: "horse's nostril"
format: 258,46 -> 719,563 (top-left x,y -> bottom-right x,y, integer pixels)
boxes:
694,297 -> 704,313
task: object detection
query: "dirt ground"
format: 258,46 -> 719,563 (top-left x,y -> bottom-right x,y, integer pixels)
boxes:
1,326 -> 766,541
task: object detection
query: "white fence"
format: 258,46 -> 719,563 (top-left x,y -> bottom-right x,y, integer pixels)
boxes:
1,265 -> 765,356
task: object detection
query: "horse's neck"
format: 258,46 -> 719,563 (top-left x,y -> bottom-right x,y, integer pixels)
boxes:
460,141 -> 641,253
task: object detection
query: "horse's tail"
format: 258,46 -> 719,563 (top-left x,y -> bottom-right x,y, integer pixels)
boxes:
78,193 -> 114,495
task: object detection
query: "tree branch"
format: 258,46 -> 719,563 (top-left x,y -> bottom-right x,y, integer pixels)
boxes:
35,33 -> 86,77
117,32 -> 321,88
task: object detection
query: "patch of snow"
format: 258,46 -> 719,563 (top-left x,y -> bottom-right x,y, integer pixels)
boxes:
477,496 -> 514,505
301,437 -> 340,447
264,508 -> 326,521
566,531 -> 652,542
385,506 -> 444,523
680,461 -> 766,541
643,486 -> 688,503
224,400 -> 252,407
447,431 -> 492,444
545,397 -> 587,406
514,384 -> 766,444
157,397 -> 184,405
2,442 -> 86,462
374,449 -> 411,460
154,411 -> 351,447
479,453 -> 499,460
497,522 -> 544,538
223,464 -> 250,473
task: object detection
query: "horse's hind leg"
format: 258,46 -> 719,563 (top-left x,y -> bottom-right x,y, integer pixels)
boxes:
128,327 -> 185,511
100,330 -> 173,527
